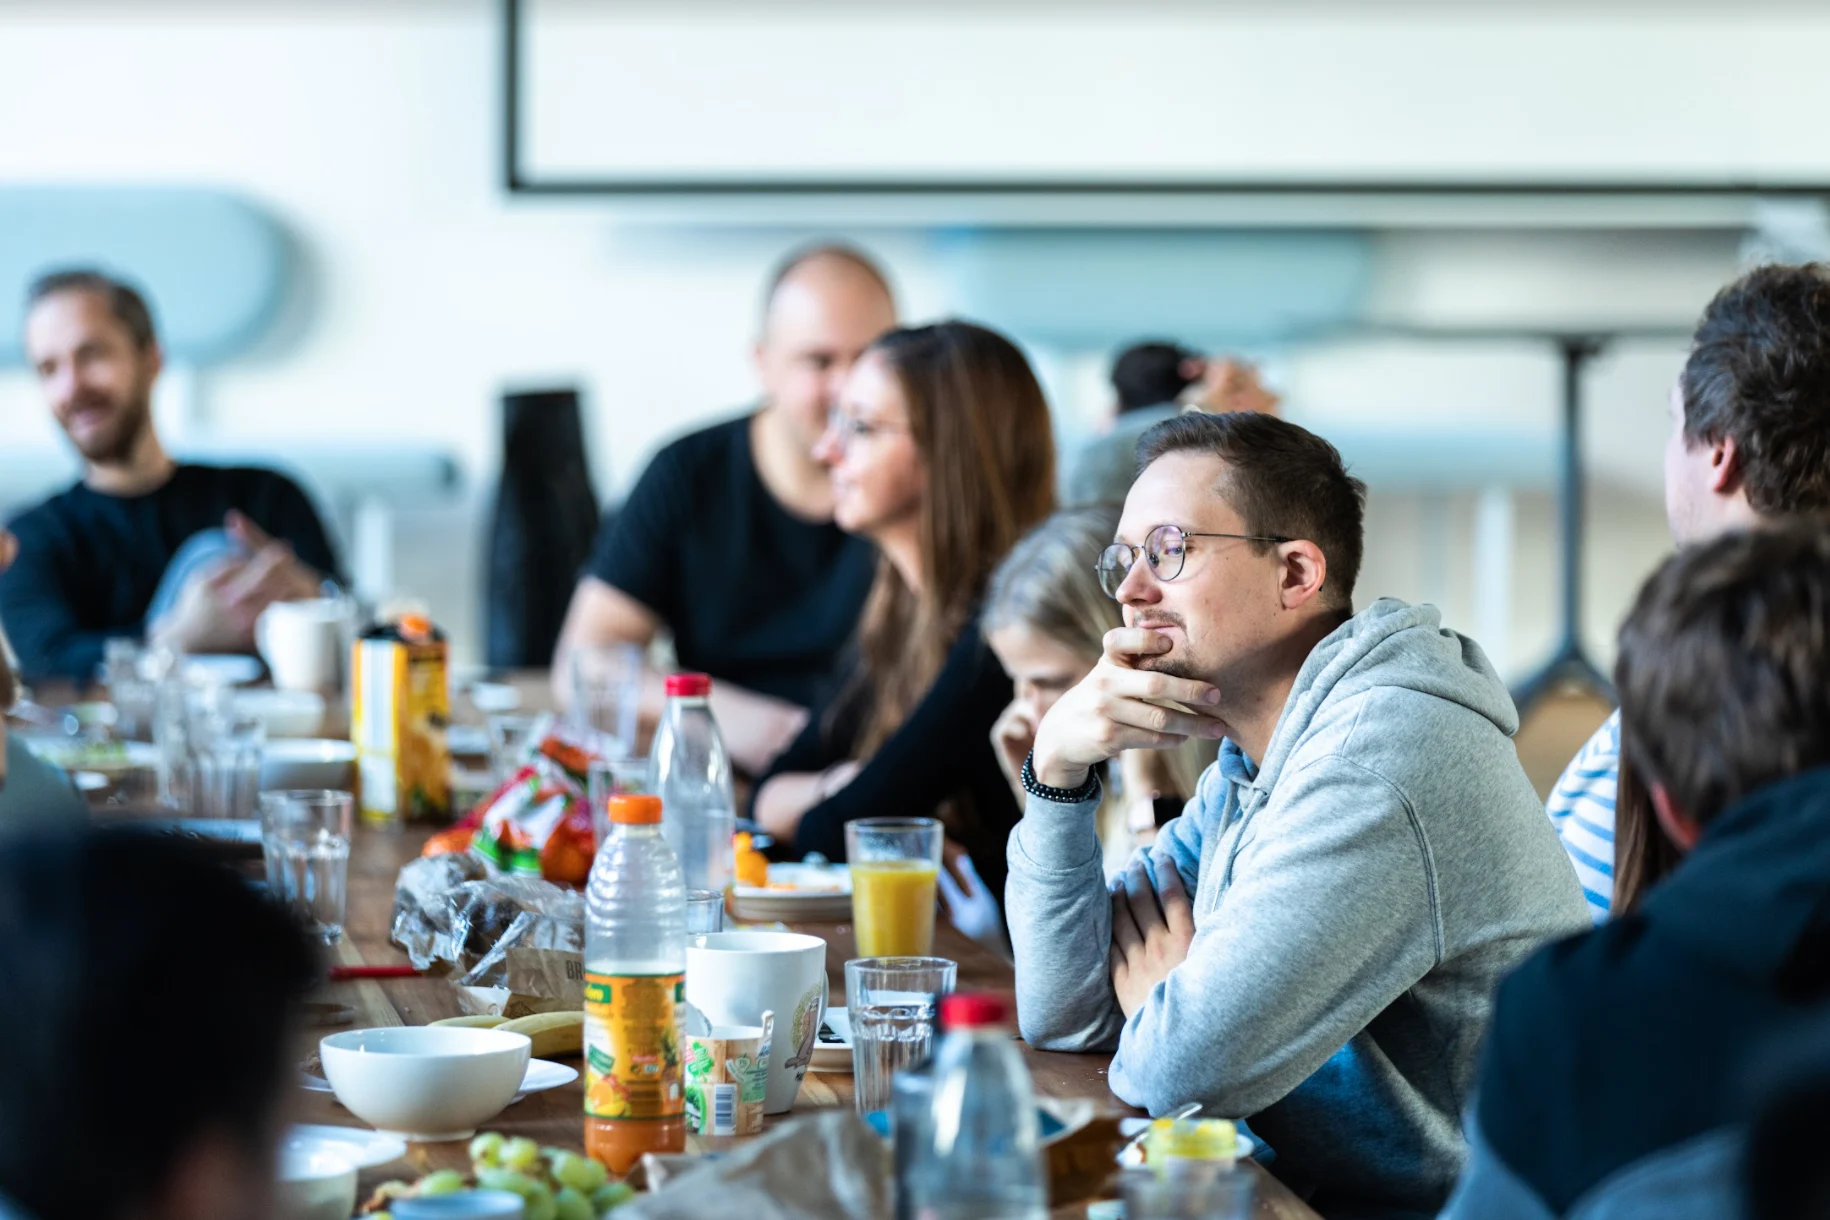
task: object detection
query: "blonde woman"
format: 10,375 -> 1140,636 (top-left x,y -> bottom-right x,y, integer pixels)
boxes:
983,507 -> 1215,877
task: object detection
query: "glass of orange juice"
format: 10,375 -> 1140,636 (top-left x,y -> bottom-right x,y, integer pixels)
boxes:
845,817 -> 943,957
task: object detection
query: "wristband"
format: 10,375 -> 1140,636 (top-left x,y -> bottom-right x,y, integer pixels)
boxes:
1021,751 -> 1102,805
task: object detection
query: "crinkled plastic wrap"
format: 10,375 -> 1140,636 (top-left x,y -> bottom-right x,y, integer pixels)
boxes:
391,854 -> 585,1009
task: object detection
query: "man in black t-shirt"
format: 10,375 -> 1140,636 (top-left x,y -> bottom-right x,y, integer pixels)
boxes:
0,270 -> 340,683
553,245 -> 895,773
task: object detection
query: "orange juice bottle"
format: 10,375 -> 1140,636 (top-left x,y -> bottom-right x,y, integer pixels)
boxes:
350,612 -> 450,827
584,795 -> 687,1172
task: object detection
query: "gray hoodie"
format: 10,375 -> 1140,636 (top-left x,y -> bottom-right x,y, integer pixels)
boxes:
1006,599 -> 1589,1216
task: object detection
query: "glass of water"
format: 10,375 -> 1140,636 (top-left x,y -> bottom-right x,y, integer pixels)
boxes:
568,643 -> 643,759
485,712 -> 540,785
260,789 -> 354,943
686,889 -> 725,934
845,956 -> 957,1114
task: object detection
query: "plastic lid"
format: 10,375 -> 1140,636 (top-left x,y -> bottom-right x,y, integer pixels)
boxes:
1145,1117 -> 1238,1163
607,794 -> 663,825
665,672 -> 712,698
938,992 -> 1012,1030
398,613 -> 433,640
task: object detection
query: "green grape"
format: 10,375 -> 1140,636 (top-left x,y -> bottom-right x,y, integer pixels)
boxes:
469,1131 -> 506,1168
592,1180 -> 636,1213
552,1151 -> 608,1194
417,1169 -> 468,1197
522,1181 -> 558,1220
501,1136 -> 542,1173
553,1186 -> 595,1220
477,1167 -> 542,1199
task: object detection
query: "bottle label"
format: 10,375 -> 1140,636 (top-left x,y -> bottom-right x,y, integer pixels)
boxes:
584,971 -> 686,1121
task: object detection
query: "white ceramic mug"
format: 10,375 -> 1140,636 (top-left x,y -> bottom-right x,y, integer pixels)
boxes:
256,599 -> 349,692
685,931 -> 828,1115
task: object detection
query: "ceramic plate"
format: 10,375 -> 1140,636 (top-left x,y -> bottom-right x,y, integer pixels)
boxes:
300,1057 -> 577,1103
731,863 -> 853,921
184,654 -> 266,686
810,1006 -> 853,1073
282,1124 -> 407,1170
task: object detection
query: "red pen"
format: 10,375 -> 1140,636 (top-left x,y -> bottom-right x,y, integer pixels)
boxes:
327,964 -> 423,981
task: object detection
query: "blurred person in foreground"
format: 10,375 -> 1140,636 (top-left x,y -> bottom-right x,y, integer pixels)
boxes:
1546,263 -> 1830,922
552,244 -> 896,774
0,270 -> 341,685
982,506 -> 1215,879
1062,339 -> 1280,507
0,829 -> 318,1220
752,320 -> 1055,909
1441,523 -> 1830,1220
1008,411 -> 1587,1217
0,535 -> 87,828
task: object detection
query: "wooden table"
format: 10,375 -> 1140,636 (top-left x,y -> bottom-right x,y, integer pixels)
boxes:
294,825 -> 1318,1219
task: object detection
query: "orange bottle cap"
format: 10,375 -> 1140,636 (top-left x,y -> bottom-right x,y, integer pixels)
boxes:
399,613 -> 432,640
608,794 -> 663,825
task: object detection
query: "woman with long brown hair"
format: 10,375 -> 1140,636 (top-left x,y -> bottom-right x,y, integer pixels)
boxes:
752,320 -> 1056,900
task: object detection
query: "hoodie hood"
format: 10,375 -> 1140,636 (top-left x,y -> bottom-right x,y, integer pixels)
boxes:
1248,598 -> 1520,797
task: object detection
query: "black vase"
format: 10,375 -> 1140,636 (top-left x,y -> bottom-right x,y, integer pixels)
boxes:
484,387 -> 603,669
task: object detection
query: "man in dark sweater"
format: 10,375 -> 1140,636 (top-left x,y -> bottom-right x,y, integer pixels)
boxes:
0,270 -> 340,684
1441,522 -> 1830,1219
552,244 -> 894,773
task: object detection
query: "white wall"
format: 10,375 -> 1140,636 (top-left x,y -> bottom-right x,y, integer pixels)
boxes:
0,1 -> 1773,676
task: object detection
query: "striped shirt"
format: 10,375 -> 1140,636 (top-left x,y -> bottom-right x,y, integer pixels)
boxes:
1545,711 -> 1620,923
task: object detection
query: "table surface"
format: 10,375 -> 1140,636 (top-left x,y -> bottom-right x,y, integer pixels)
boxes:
291,825 -> 1318,1219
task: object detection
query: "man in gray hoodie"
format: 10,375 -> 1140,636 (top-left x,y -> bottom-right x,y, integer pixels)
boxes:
1008,411 -> 1589,1217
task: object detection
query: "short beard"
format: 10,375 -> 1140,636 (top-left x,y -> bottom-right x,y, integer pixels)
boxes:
68,395 -> 152,466
1137,654 -> 1202,681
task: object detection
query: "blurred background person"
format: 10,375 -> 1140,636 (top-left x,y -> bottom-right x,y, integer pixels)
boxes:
982,505 -> 1216,878
752,319 -> 1055,906
0,828 -> 318,1220
552,244 -> 896,774
0,270 -> 341,684
1546,263 -> 1830,923
1063,339 -> 1282,507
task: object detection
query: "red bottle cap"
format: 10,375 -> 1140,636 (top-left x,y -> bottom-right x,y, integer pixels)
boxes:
939,992 -> 1013,1030
665,673 -> 712,698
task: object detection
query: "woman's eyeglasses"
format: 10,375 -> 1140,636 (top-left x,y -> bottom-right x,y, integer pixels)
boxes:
1095,523 -> 1292,599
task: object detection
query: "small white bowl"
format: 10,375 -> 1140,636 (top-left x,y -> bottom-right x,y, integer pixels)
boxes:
320,1026 -> 532,1142
276,1147 -> 356,1220
236,689 -> 326,739
261,739 -> 357,792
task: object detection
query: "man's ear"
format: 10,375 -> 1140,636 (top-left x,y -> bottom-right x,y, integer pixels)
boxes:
1650,781 -> 1704,852
1708,432 -> 1743,497
1277,540 -> 1328,611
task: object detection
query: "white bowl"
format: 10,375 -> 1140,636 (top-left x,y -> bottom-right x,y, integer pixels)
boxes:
261,739 -> 357,792
319,1026 -> 532,1142
236,689 -> 326,739
276,1147 -> 356,1220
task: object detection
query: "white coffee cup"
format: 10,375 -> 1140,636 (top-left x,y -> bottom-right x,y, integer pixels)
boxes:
256,599 -> 349,692
685,931 -> 828,1115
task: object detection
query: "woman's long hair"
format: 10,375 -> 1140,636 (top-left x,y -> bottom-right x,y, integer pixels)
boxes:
1613,752 -> 1684,915
984,506 -> 1214,802
853,321 -> 1057,755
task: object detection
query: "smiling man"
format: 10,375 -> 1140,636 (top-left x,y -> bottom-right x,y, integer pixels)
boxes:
1006,412 -> 1588,1217
0,270 -> 340,684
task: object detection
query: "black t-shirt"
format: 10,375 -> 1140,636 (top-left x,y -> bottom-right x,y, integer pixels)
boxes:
585,412 -> 874,709
755,611 -> 1020,904
0,464 -> 341,683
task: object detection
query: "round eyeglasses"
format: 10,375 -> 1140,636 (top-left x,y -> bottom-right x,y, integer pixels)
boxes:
1095,524 -> 1293,599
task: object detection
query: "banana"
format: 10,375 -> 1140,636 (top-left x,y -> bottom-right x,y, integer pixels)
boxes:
499,1010 -> 584,1058
430,1014 -> 510,1029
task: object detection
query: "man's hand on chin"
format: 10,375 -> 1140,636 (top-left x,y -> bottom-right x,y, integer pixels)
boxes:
1109,855 -> 1196,1019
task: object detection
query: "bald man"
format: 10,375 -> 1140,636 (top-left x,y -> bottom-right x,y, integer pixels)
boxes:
553,245 -> 897,772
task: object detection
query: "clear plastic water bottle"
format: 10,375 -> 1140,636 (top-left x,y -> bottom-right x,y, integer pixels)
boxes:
647,673 -> 736,895
583,793 -> 687,1173
900,992 -> 1047,1220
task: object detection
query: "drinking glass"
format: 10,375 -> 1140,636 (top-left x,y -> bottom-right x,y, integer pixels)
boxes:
485,712 -> 539,785
588,756 -> 649,849
569,643 -> 643,759
846,818 -> 943,957
261,789 -> 355,943
158,678 -> 265,817
1121,1166 -> 1255,1220
686,889 -> 725,934
845,956 -> 956,1114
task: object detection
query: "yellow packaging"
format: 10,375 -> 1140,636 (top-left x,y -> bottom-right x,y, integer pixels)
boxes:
350,614 -> 450,826
583,971 -> 685,1121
